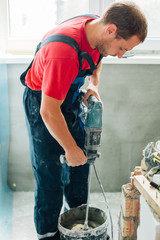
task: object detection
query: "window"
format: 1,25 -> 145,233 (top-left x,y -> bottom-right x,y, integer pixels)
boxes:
0,0 -> 160,55
8,0 -> 89,40
115,0 -> 160,51
8,0 -> 58,40
91,0 -> 160,52
0,0 -> 89,54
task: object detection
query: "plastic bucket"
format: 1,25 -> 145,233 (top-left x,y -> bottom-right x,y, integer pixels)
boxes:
58,204 -> 108,240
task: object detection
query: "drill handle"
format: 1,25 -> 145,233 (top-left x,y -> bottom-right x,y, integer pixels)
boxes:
87,95 -> 99,105
60,155 -> 67,164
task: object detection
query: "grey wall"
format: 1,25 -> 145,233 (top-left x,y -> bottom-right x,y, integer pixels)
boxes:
7,63 -> 160,192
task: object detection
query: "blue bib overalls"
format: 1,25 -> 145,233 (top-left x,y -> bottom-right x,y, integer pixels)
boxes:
21,15 -> 102,240
23,79 -> 88,239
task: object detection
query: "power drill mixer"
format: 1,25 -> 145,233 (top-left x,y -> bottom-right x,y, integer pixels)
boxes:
60,91 -> 113,240
81,93 -> 103,230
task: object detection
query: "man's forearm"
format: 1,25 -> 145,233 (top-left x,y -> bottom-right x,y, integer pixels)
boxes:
40,99 -> 76,152
40,92 -> 86,166
83,61 -> 102,102
88,60 -> 102,88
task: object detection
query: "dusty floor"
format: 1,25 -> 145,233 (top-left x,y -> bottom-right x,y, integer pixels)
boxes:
12,192 -> 121,240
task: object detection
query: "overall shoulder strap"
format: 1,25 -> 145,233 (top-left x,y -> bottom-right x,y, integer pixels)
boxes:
60,14 -> 99,24
20,34 -> 80,86
20,14 -> 102,86
36,14 -> 99,53
34,14 -> 101,73
36,34 -> 80,54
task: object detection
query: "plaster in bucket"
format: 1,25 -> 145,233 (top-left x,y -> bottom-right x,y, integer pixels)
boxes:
58,204 -> 108,240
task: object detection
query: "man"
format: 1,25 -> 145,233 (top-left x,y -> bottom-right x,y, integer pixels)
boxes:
22,2 -> 147,240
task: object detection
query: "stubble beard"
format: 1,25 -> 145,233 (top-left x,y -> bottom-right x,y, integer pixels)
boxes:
95,39 -> 110,57
96,42 -> 108,57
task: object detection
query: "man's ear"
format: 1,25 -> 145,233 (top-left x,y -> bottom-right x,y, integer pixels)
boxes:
105,24 -> 117,36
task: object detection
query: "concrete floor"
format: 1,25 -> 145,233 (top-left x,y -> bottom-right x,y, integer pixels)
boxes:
12,192 -> 121,240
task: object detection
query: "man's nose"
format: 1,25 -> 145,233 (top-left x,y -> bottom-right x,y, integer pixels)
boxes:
117,50 -> 126,58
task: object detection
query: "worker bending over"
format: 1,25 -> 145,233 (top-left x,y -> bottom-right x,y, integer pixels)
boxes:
22,2 -> 147,240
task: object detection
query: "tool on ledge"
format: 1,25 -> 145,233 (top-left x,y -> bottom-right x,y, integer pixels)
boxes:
152,152 -> 160,164
150,181 -> 160,191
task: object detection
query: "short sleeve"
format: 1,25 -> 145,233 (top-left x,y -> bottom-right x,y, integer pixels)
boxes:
42,57 -> 79,100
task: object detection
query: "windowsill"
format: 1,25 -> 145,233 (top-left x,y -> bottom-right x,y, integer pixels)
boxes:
102,54 -> 160,64
0,54 -> 160,64
0,54 -> 33,64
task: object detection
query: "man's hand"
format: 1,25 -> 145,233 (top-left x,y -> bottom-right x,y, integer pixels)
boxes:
65,146 -> 87,166
83,85 -> 101,104
83,84 -> 103,109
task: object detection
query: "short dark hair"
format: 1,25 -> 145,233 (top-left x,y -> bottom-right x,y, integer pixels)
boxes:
101,1 -> 148,42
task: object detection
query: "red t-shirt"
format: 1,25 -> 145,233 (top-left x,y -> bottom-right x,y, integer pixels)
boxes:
25,16 -> 100,100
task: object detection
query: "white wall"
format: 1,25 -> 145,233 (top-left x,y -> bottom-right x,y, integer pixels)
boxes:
6,63 -> 160,192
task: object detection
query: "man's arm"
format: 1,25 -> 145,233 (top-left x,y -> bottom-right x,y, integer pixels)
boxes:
40,92 -> 86,166
83,61 -> 102,103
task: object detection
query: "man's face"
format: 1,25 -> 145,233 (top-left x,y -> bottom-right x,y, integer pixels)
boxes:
96,34 -> 141,58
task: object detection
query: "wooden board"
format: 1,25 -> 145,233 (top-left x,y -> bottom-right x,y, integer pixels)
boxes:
133,175 -> 160,217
